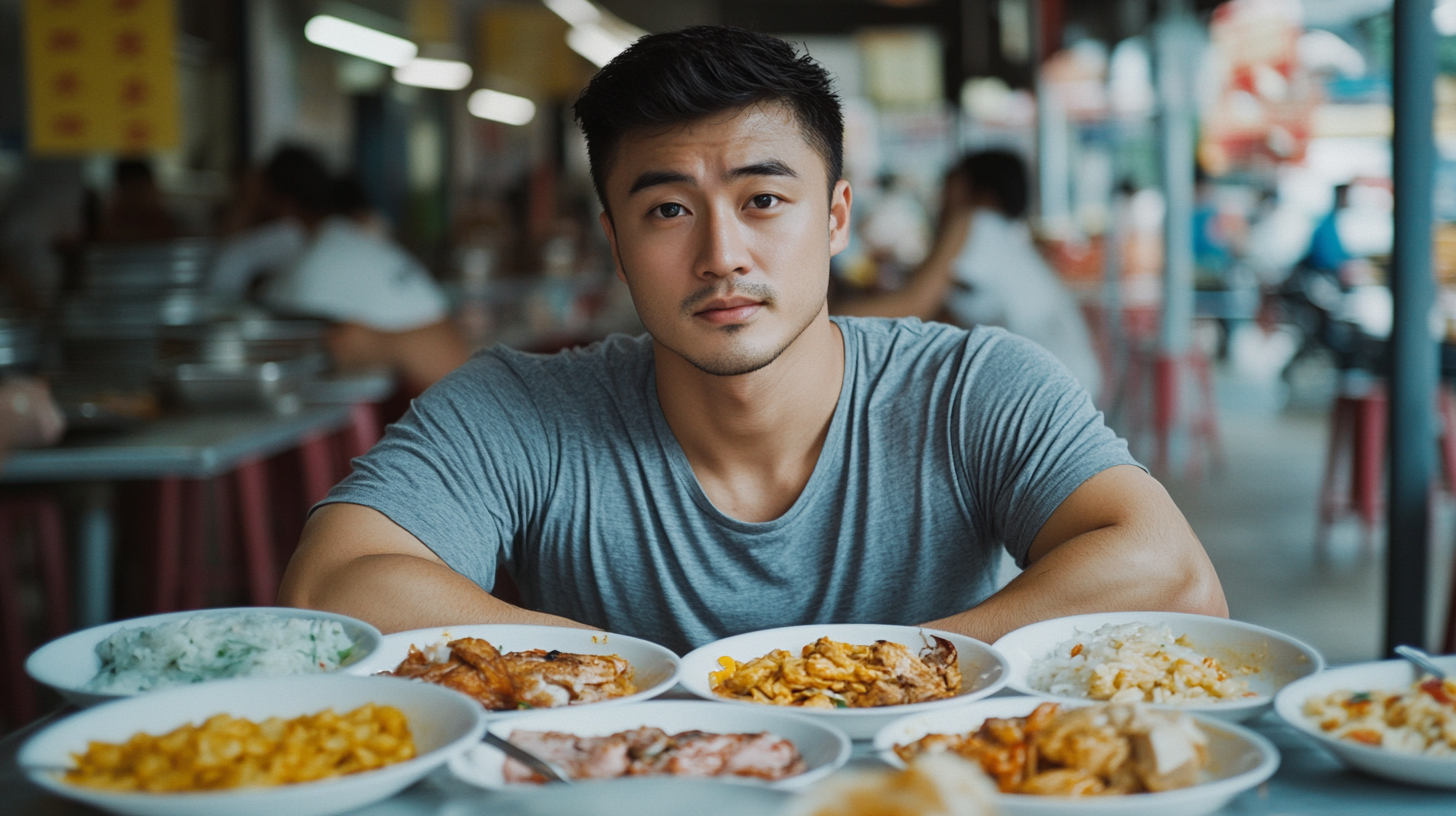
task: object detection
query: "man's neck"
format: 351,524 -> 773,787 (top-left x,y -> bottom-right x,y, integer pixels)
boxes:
653,308 -> 846,523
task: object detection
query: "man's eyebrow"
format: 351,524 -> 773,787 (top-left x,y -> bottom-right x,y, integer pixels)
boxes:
628,170 -> 694,196
726,160 -> 797,180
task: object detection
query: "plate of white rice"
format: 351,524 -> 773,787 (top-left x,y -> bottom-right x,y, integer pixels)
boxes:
993,612 -> 1323,722
26,607 -> 382,707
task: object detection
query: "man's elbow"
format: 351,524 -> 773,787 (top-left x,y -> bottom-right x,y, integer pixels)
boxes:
1169,550 -> 1229,618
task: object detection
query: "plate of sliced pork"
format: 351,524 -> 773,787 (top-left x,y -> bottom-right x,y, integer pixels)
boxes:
345,625 -> 680,716
448,700 -> 852,792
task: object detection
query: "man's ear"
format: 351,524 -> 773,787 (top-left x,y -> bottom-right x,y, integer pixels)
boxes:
828,179 -> 853,257
599,210 -> 627,284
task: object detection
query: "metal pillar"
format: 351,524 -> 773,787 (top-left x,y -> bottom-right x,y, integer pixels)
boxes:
1386,0 -> 1438,655
1153,0 -> 1197,472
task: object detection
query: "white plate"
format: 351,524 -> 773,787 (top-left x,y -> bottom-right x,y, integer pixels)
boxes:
449,699 -> 851,792
873,696 -> 1279,816
345,624 -> 681,716
993,611 -> 1324,722
461,777 -> 789,814
19,674 -> 487,816
678,623 -> 1009,739
25,607 -> 383,707
1273,655 -> 1456,789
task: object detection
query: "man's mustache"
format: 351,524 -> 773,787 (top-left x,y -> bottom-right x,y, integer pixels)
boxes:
681,282 -> 777,315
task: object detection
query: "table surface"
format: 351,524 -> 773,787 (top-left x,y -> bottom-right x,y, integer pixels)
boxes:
0,404 -> 355,482
3,707 -> 1453,815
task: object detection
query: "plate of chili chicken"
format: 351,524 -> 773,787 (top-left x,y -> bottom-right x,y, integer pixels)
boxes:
874,697 -> 1278,816
345,625 -> 680,714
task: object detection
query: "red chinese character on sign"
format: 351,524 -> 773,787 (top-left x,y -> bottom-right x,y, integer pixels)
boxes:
115,30 -> 144,58
123,120 -> 151,145
120,77 -> 149,106
52,114 -> 86,138
47,29 -> 81,52
52,71 -> 80,96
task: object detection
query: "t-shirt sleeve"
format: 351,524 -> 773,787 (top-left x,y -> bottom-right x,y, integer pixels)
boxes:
318,353 -> 551,591
952,329 -> 1140,568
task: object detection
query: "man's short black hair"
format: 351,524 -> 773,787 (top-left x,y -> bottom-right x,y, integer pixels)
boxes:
572,26 -> 843,210
263,145 -> 336,216
958,150 -> 1030,220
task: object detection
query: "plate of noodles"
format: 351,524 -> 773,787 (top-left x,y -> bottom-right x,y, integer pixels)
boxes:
19,674 -> 486,816
872,696 -> 1278,816
1273,654 -> 1456,789
678,624 -> 1008,739
994,612 -> 1323,722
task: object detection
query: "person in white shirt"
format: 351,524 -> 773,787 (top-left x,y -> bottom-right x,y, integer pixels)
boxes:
837,150 -> 1102,398
212,147 -> 468,393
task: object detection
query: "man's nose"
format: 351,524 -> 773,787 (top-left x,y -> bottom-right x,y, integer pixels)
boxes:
695,202 -> 751,279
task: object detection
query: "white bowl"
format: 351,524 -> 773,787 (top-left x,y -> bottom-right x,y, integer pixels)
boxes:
1273,655 -> 1456,789
678,624 -> 1008,740
993,612 -> 1324,722
873,696 -> 1279,816
19,674 -> 487,816
345,624 -> 681,716
450,699 -> 851,792
25,607 -> 383,707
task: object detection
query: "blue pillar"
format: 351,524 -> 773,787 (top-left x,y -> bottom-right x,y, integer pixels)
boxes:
1386,0 -> 1438,654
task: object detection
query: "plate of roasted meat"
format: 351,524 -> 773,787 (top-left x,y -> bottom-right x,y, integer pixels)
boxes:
345,625 -> 680,716
448,699 -> 851,792
679,624 -> 1009,738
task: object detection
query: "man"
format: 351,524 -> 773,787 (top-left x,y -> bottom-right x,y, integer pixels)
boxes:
211,146 -> 469,394
280,27 -> 1225,654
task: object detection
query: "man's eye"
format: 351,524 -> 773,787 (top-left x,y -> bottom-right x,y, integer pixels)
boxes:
750,194 -> 780,209
654,203 -> 685,218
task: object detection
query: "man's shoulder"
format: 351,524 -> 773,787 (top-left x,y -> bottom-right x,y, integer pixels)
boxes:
835,315 -> 1027,361
439,332 -> 654,401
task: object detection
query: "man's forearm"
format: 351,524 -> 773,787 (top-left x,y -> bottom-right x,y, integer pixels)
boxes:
279,552 -> 595,634
922,523 -> 1227,644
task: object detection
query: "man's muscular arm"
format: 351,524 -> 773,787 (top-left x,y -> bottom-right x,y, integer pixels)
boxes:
922,464 -> 1226,643
278,503 -> 595,634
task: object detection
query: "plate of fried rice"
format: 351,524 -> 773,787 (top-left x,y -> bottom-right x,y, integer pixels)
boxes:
994,612 -> 1323,722
1274,654 -> 1456,789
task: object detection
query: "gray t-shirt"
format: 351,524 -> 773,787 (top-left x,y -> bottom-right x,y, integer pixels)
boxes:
324,317 -> 1136,653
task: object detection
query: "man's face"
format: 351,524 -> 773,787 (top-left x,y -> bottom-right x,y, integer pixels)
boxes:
599,103 -> 851,377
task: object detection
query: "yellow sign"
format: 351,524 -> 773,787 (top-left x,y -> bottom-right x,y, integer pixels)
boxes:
24,0 -> 180,155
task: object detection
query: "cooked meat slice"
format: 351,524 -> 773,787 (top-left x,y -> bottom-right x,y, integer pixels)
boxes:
720,732 -> 807,780
502,731 -> 631,782
1127,716 -> 1208,791
871,640 -> 953,703
388,644 -> 433,676
921,636 -> 964,694
500,649 -> 635,706
656,731 -> 742,777
855,678 -> 909,707
1035,707 -> 1131,778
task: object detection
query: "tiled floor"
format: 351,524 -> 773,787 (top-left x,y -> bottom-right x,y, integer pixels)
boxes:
1161,375 -> 1456,665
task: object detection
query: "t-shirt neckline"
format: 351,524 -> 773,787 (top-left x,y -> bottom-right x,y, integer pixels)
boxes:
645,318 -> 857,534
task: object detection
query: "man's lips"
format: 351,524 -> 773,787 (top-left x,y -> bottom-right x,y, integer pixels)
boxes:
694,297 -> 764,324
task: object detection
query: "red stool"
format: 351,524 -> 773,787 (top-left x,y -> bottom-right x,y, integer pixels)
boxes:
0,495 -> 70,727
1116,344 -> 1222,478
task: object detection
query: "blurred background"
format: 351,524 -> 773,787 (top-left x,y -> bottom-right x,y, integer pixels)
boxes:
0,0 -> 1453,732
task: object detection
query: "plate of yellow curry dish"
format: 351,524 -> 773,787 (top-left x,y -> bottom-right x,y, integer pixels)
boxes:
19,674 -> 487,816
874,696 -> 1279,816
678,624 -> 1009,739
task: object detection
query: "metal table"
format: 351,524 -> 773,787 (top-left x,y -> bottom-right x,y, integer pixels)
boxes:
0,405 -> 356,626
2,709 -> 1453,814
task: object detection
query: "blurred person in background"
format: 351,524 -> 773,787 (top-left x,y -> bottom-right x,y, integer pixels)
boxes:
837,150 -> 1101,397
212,147 -> 469,394
96,159 -> 179,242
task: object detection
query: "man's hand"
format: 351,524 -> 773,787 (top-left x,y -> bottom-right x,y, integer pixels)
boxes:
278,503 -> 596,634
922,464 -> 1227,643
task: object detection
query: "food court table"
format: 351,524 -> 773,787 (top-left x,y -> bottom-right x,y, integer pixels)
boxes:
1,708 -> 1453,815
0,405 -> 358,627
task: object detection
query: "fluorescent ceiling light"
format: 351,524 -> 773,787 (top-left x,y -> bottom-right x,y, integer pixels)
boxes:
567,24 -> 633,68
468,89 -> 536,126
1439,0 -> 1456,37
305,15 -> 418,67
544,0 -> 602,26
393,58 -> 473,90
